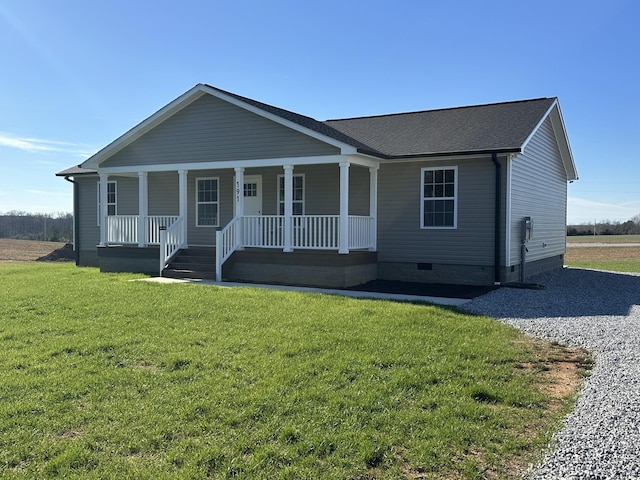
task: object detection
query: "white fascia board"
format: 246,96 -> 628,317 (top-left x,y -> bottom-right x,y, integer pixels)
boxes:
82,85 -> 207,169
549,105 -> 578,181
198,85 -> 358,155
342,155 -> 381,169
97,155 -> 350,175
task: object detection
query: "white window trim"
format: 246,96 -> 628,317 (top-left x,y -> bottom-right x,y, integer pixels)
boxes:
420,166 -> 458,229
277,173 -> 305,215
97,180 -> 117,226
195,177 -> 220,227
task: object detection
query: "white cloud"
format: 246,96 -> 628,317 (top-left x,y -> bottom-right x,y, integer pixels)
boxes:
568,196 -> 640,224
0,132 -> 95,158
25,189 -> 68,196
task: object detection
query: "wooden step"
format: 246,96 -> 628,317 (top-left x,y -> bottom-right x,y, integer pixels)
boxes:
162,248 -> 217,280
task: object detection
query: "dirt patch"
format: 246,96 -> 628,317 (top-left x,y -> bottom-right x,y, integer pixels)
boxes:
35,243 -> 75,262
0,239 -> 70,262
519,339 -> 593,412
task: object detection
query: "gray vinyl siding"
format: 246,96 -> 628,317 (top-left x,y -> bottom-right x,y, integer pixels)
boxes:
102,95 -> 339,168
148,172 -> 179,216
76,176 -> 100,254
113,176 -> 137,215
509,117 -> 568,265
186,170 -> 234,246
377,158 -> 500,265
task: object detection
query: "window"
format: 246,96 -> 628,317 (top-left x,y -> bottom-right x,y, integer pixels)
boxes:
196,177 -> 219,227
421,167 -> 457,228
244,183 -> 257,197
97,180 -> 117,226
278,174 -> 304,215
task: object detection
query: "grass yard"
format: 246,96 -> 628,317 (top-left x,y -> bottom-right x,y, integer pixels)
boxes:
0,263 -> 590,479
565,246 -> 640,273
566,234 -> 640,244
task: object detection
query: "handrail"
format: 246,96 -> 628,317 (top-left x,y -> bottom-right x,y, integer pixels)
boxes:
215,217 -> 241,282
159,216 -> 185,275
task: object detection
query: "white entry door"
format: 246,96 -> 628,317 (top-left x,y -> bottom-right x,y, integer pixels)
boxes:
242,175 -> 262,215
237,175 -> 263,246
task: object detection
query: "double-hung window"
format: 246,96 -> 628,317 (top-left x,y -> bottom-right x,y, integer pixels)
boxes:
196,177 -> 219,227
421,167 -> 457,228
97,181 -> 117,226
277,174 -> 304,215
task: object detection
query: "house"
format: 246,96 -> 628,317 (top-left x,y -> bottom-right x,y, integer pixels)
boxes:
57,84 -> 577,287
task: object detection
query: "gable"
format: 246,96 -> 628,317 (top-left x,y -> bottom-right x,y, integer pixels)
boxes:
100,94 -> 340,169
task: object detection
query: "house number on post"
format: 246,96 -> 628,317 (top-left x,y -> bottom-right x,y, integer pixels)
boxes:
236,180 -> 240,204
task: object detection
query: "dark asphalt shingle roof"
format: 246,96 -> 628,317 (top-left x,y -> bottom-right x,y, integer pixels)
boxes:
55,165 -> 96,176
324,97 -> 556,158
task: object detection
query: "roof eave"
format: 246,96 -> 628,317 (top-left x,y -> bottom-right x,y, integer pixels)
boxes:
365,147 -> 522,160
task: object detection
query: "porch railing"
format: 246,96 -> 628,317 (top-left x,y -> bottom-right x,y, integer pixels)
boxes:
215,214 -> 374,281
242,215 -> 284,248
215,217 -> 241,282
147,216 -> 180,244
105,215 -> 179,245
348,215 -> 374,250
292,215 -> 339,249
159,217 -> 186,274
106,215 -> 138,244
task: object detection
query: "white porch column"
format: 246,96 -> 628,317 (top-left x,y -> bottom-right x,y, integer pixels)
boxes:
369,166 -> 378,251
178,170 -> 188,245
234,167 -> 244,248
338,161 -> 350,254
137,171 -> 148,247
99,173 -> 108,246
283,164 -> 293,252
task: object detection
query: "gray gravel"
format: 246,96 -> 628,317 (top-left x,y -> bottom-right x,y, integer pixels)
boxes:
462,267 -> 640,480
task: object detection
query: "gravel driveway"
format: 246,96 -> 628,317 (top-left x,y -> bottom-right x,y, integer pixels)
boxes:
462,267 -> 640,480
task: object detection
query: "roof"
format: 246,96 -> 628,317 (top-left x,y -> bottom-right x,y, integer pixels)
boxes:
55,165 -> 97,177
68,84 -> 576,180
324,98 -> 557,158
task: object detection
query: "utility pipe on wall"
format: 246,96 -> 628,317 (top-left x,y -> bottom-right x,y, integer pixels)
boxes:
491,153 -> 501,285
63,175 -> 80,266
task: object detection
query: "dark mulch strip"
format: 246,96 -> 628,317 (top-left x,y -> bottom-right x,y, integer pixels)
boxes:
346,280 -> 497,299
35,244 -> 75,262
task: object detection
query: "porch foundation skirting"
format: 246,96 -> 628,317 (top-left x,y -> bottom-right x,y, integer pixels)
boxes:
98,245 -> 160,275
226,250 -> 378,288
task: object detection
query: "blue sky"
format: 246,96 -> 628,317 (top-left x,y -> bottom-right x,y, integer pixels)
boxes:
1,0 -> 638,224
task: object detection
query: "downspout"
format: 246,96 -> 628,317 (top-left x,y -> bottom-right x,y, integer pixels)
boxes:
491,153 -> 501,285
64,175 -> 80,266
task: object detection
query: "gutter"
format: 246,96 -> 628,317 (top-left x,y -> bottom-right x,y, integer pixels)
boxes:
63,175 -> 80,266
358,147 -> 522,161
491,153 -> 501,285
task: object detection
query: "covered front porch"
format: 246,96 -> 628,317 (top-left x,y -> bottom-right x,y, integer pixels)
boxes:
97,155 -> 379,280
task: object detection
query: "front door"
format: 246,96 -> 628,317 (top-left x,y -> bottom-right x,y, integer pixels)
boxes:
243,175 -> 262,215
238,175 -> 263,246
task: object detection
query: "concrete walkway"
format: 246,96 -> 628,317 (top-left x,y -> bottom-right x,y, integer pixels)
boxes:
138,277 -> 470,307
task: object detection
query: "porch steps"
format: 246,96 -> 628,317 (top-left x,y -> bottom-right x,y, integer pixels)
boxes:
162,247 -> 217,280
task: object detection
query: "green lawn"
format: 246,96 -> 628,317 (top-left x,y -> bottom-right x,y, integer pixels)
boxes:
567,234 -> 640,244
0,263 -> 588,479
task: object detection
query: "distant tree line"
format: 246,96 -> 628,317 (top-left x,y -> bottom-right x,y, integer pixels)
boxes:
567,213 -> 640,236
0,211 -> 73,242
